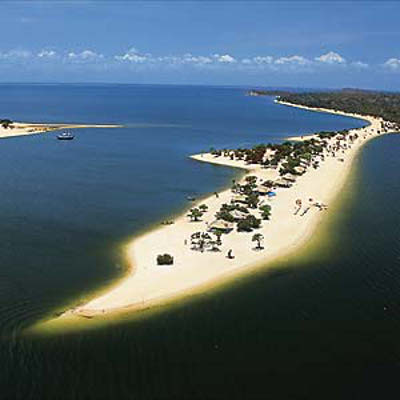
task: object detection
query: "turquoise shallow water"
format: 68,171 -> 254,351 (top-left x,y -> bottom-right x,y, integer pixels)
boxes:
1,84 -> 398,399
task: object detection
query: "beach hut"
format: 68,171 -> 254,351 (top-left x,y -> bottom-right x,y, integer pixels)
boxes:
231,194 -> 248,204
208,220 -> 234,233
299,158 -> 310,166
230,210 -> 248,220
256,186 -> 270,195
282,173 -> 297,183
294,166 -> 306,175
274,178 -> 291,188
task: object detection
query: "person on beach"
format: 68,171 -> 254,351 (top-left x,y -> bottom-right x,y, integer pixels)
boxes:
214,192 -> 219,198
227,249 -> 234,259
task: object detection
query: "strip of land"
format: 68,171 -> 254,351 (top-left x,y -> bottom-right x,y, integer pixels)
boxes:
58,100 -> 397,320
0,122 -> 122,139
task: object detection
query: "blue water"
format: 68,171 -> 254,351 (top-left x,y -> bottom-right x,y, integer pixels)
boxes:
2,84 -> 394,400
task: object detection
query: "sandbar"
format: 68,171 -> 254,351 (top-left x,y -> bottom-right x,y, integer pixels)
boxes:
55,101 -> 397,320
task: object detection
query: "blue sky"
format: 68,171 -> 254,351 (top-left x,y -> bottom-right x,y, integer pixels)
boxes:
1,1 -> 399,89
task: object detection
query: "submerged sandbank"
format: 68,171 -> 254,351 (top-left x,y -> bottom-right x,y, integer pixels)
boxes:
51,102 -> 396,321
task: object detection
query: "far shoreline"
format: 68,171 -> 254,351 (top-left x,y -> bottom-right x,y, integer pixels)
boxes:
276,99 -> 371,141
0,121 -> 123,139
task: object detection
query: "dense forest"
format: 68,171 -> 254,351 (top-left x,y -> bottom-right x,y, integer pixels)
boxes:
249,89 -> 400,124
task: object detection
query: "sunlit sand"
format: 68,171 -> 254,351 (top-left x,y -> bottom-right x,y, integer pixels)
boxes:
55,102 -> 396,320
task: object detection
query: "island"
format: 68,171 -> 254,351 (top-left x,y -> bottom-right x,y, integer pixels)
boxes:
0,119 -> 122,139
50,90 -> 399,321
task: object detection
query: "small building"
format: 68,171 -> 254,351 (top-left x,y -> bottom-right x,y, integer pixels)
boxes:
208,220 -> 234,233
230,210 -> 249,220
231,194 -> 248,204
274,178 -> 291,188
256,186 -> 270,195
294,166 -> 306,175
282,173 -> 297,183
300,158 -> 310,166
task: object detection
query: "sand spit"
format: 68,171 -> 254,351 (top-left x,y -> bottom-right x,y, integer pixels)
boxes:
0,122 -> 122,139
56,102 -> 397,320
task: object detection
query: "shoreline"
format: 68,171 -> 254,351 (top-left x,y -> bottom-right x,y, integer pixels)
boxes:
51,101 -> 396,322
0,121 -> 122,139
276,100 -> 372,141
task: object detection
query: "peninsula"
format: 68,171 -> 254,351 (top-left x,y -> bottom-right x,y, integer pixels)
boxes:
0,120 -> 122,139
56,91 -> 399,320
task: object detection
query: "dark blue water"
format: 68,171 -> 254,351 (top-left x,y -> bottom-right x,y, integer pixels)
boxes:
1,84 -> 397,400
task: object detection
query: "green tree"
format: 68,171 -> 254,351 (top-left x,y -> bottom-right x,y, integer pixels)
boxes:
187,208 -> 203,222
252,233 -> 264,249
213,230 -> 223,245
199,204 -> 208,213
245,175 -> 257,185
237,219 -> 253,232
157,254 -> 174,265
215,210 -> 235,222
246,193 -> 259,209
259,205 -> 271,220
237,215 -> 261,232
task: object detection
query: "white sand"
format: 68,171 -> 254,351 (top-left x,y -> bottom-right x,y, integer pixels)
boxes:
0,122 -> 121,139
60,103 -> 395,319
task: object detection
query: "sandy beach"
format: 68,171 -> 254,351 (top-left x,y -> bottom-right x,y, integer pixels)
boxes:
0,122 -> 122,139
57,101 -> 395,320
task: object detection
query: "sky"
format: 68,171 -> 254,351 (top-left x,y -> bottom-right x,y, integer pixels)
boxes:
0,1 -> 399,89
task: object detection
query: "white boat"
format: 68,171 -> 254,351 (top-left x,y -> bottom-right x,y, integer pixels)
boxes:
57,132 -> 74,140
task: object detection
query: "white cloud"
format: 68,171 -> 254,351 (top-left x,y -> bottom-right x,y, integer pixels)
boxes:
315,51 -> 346,64
213,53 -> 236,63
275,55 -> 310,65
253,56 -> 274,65
0,49 -> 31,59
383,58 -> 400,70
182,53 -> 213,65
0,46 -> 382,76
67,50 -> 104,62
37,50 -> 57,59
115,48 -> 149,63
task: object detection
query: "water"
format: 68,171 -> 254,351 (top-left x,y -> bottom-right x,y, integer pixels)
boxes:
1,84 -> 398,399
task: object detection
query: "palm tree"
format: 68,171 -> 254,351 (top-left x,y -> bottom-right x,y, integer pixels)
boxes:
213,230 -> 223,245
252,233 -> 264,250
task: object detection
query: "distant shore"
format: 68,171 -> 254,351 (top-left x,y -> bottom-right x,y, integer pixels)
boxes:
0,121 -> 122,139
276,100 -> 371,140
53,101 -> 395,322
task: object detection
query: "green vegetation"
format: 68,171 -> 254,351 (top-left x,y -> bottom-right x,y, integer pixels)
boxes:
213,230 -> 223,245
0,119 -> 13,129
246,193 -> 259,208
187,208 -> 204,222
157,254 -> 174,265
252,233 -> 264,250
249,88 -> 400,125
199,204 -> 208,213
259,205 -> 271,220
208,87 -> 400,238
215,209 -> 235,222
237,215 -> 261,232
279,90 -> 400,124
